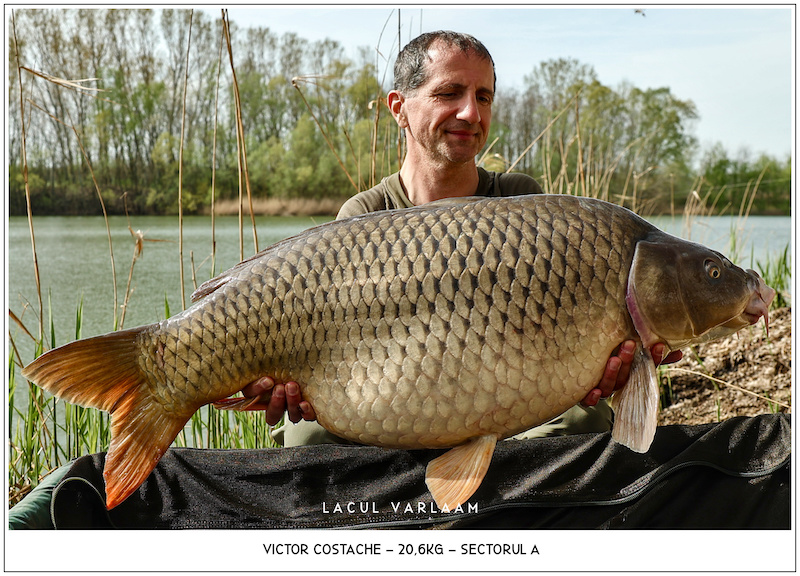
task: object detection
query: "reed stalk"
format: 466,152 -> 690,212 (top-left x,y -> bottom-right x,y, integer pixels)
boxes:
506,89 -> 580,175
210,18 -> 225,277
292,74 -> 359,193
222,9 -> 259,260
665,367 -> 791,411
12,11 -> 43,343
177,10 -> 194,310
369,98 -> 382,188
574,96 -> 586,197
119,195 -> 141,330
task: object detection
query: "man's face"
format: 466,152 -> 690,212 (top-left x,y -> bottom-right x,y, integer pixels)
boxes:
393,43 -> 494,167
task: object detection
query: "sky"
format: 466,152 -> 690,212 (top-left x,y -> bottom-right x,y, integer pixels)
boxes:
212,5 -> 793,161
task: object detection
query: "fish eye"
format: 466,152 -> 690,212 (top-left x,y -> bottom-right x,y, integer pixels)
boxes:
704,259 -> 721,279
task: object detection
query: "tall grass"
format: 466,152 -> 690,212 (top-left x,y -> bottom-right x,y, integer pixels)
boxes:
757,244 -> 791,309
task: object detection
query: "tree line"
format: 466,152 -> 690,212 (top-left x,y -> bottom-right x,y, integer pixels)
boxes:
8,8 -> 791,217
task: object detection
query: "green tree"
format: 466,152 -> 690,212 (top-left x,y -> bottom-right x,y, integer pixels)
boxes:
7,8 -> 788,217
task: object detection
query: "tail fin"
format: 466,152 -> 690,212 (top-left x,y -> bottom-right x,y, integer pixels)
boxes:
21,327 -> 191,509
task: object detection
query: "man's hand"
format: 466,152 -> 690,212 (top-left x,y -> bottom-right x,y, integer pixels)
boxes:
243,340 -> 682,419
240,377 -> 317,426
580,340 -> 683,407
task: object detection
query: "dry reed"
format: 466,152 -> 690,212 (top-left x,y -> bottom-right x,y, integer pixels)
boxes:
177,9 -> 194,309
292,74 -> 360,193
210,17 -> 225,276
222,9 -> 259,261
12,12 -> 43,342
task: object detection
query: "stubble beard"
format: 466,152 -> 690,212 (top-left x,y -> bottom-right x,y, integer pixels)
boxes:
422,127 -> 485,168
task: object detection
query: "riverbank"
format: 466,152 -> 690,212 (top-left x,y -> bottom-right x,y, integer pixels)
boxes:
209,197 -> 347,217
203,196 -> 792,218
658,306 -> 792,426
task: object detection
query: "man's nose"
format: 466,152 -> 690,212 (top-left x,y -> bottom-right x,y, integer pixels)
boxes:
455,93 -> 481,124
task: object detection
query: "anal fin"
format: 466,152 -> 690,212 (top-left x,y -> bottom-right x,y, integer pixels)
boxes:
213,395 -> 270,411
212,381 -> 274,411
425,434 -> 497,510
611,344 -> 659,453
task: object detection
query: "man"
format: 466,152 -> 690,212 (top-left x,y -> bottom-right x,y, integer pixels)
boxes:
243,31 -> 680,446
7,31 -> 678,528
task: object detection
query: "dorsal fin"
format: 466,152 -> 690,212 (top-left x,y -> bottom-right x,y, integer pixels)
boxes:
191,250 -> 265,302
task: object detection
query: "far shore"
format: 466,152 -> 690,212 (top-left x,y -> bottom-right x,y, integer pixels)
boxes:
208,198 -> 347,217
203,196 -> 790,218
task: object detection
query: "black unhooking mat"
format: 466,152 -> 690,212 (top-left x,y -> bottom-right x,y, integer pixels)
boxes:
50,414 -> 791,529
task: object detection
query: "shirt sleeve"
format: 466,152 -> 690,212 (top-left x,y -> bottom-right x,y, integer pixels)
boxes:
336,196 -> 372,220
336,174 -> 408,220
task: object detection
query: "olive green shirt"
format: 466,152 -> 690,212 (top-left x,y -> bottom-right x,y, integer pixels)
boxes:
336,168 -> 543,220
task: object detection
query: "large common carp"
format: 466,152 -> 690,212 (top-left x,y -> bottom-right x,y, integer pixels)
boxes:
22,195 -> 774,510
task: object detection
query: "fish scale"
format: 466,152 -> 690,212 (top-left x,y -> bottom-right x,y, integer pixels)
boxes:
173,195 -> 637,447
23,193 -> 774,509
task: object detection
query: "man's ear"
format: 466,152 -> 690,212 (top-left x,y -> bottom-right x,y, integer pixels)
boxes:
387,90 -> 407,128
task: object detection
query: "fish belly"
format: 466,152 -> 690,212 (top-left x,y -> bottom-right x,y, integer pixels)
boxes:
144,195 -> 642,449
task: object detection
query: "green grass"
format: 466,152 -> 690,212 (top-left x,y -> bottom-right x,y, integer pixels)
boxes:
757,244 -> 791,309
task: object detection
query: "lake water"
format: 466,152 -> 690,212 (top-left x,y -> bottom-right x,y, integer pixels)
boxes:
7,211 -> 792,379
7,215 -> 332,360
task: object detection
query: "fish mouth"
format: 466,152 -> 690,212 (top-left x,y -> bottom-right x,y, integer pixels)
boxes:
720,270 -> 776,334
740,270 -> 776,331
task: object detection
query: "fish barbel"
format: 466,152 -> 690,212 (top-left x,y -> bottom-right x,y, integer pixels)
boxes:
22,195 -> 775,510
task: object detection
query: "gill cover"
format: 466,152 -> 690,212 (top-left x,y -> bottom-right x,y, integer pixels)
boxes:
628,237 -> 756,349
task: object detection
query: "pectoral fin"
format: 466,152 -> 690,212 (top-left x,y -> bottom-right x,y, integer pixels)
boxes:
611,344 -> 659,453
425,434 -> 497,510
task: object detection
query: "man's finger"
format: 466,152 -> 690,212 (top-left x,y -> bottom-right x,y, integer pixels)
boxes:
597,356 -> 621,397
242,375 -> 275,398
580,388 -> 602,407
265,384 -> 286,425
299,401 -> 317,421
285,382 -> 303,423
612,340 -> 636,390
